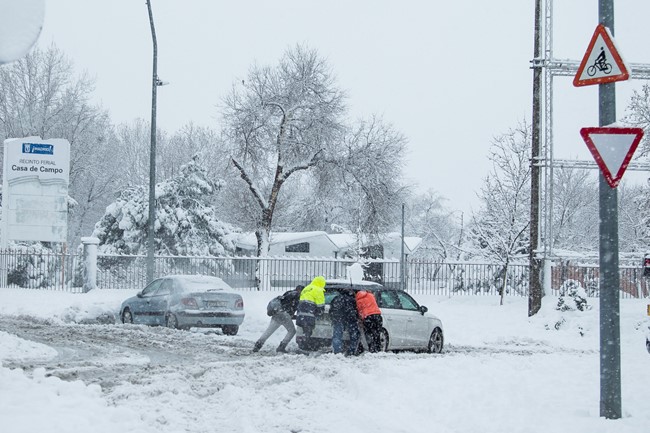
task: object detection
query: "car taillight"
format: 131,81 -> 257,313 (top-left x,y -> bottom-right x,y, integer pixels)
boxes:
180,297 -> 199,308
235,299 -> 244,309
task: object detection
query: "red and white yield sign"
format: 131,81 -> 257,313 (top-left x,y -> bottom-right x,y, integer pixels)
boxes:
573,24 -> 629,87
580,127 -> 644,188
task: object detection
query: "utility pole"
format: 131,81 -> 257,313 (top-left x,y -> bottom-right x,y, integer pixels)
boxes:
400,203 -> 406,291
146,0 -> 158,283
598,0 -> 622,420
528,0 -> 543,317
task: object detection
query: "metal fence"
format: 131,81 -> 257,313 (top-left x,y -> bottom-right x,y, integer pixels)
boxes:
551,262 -> 650,298
0,247 -> 80,291
97,255 -> 389,291
0,248 -> 648,299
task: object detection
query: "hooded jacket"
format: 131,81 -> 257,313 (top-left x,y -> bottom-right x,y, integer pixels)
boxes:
355,290 -> 381,320
299,276 -> 326,305
296,276 -> 326,326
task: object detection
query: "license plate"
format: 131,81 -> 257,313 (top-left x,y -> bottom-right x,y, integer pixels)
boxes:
206,300 -> 227,308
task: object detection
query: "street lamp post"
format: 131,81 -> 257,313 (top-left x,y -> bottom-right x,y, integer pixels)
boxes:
146,0 -> 158,283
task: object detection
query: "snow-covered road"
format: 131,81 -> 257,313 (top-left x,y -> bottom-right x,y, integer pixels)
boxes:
1,289 -> 649,433
2,313 -> 591,385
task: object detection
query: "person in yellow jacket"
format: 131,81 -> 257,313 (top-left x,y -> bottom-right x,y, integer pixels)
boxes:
295,276 -> 326,350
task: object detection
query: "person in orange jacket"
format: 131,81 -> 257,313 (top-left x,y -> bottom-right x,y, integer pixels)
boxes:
355,290 -> 383,352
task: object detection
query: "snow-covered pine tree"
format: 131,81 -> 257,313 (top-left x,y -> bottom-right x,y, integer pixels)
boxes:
92,156 -> 238,256
556,279 -> 590,312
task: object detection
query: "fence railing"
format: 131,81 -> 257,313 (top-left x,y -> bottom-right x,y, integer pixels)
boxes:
0,247 -> 80,291
0,248 -> 647,299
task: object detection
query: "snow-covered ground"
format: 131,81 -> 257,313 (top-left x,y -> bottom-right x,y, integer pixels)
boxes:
1,287 -> 649,433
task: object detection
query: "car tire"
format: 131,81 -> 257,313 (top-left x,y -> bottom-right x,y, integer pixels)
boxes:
646,338 -> 650,355
378,329 -> 389,352
222,325 -> 239,336
427,327 -> 444,354
121,308 -> 134,324
166,313 -> 179,329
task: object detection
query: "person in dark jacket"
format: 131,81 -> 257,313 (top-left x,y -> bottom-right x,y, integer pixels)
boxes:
253,285 -> 303,353
329,289 -> 360,356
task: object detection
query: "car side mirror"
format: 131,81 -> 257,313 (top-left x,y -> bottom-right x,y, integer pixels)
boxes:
419,305 -> 428,315
136,291 -> 144,298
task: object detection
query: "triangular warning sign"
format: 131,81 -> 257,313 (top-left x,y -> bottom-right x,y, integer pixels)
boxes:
573,24 -> 629,87
580,127 -> 644,188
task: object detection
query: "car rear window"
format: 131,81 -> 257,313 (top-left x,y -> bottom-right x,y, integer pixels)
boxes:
178,279 -> 228,293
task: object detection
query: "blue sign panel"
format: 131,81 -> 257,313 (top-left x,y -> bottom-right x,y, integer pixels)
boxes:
22,142 -> 54,155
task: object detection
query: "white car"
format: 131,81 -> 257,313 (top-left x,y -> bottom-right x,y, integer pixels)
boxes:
295,280 -> 444,353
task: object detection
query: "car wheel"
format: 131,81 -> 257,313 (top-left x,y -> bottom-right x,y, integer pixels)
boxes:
121,308 -> 133,324
222,325 -> 239,336
378,329 -> 389,352
646,339 -> 650,355
428,327 -> 444,354
166,313 -> 179,329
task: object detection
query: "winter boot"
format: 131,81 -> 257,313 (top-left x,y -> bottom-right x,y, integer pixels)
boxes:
252,341 -> 263,353
276,342 -> 288,353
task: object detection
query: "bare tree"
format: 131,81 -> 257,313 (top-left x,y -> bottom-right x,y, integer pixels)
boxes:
406,190 -> 466,261
623,84 -> 650,252
161,122 -> 227,180
0,45 -> 115,247
625,84 -> 650,157
619,182 -> 648,252
471,121 -> 531,304
551,167 -> 598,251
333,116 -> 408,237
285,115 -> 409,240
221,45 -> 346,256
111,119 -> 168,187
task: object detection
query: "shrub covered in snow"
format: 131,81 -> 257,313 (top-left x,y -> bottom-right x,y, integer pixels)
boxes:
556,279 -> 590,312
5,242 -> 73,289
92,157 -> 238,256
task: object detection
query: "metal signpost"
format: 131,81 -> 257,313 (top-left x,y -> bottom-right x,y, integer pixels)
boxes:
573,0 -> 636,419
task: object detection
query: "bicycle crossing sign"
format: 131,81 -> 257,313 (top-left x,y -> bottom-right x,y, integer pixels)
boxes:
579,127 -> 643,188
573,24 -> 629,87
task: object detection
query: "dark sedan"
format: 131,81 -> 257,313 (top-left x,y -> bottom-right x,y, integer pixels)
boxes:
120,275 -> 245,335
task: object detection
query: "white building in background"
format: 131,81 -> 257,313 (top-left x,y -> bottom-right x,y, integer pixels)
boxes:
232,231 -> 422,288
328,232 -> 422,260
233,231 -> 422,259
234,231 -> 339,258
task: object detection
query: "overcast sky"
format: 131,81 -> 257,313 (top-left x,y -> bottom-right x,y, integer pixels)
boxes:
37,0 -> 650,215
